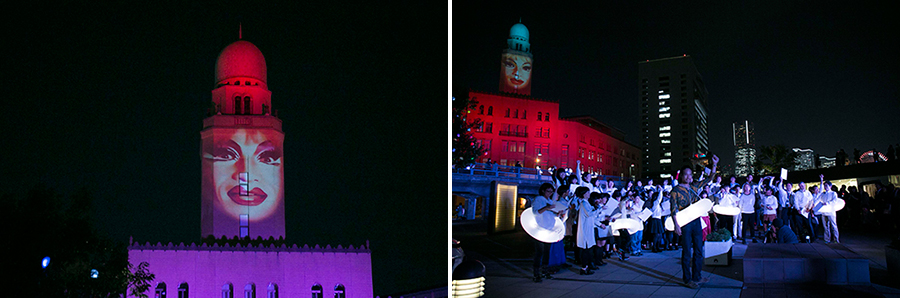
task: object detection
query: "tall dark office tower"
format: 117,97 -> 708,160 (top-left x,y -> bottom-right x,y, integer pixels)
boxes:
733,120 -> 756,177
638,56 -> 709,179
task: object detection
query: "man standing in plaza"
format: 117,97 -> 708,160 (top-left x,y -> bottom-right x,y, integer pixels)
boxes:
672,154 -> 719,289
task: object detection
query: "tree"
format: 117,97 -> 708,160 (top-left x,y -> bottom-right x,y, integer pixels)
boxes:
753,144 -> 798,175
452,90 -> 486,169
10,185 -> 155,297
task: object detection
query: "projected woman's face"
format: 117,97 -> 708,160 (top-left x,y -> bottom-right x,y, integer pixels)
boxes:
203,129 -> 284,221
501,53 -> 532,92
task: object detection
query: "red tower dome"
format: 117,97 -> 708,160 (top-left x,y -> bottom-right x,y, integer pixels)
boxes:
215,40 -> 268,89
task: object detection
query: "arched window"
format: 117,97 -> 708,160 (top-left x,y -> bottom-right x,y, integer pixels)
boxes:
244,97 -> 251,114
178,283 -> 189,298
505,108 -> 510,117
538,112 -> 542,121
479,105 -> 484,115
545,113 -> 550,121
244,283 -> 256,298
487,106 -> 493,116
333,284 -> 345,298
311,284 -> 323,298
523,110 -> 526,119
222,283 -> 233,298
155,282 -> 167,298
266,283 -> 278,298
234,96 -> 242,115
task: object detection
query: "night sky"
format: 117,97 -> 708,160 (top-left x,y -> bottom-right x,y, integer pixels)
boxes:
453,2 -> 900,170
5,2 -> 446,296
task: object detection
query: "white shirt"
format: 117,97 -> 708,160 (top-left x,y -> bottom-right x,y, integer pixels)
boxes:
816,191 -> 839,217
762,195 -> 778,215
776,185 -> 790,209
739,193 -> 756,214
718,193 -> 739,208
532,195 -> 556,228
793,190 -> 813,212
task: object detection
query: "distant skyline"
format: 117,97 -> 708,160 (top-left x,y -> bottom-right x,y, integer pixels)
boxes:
453,2 -> 899,173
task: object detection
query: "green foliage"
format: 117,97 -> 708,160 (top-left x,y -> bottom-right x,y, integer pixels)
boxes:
706,228 -> 732,242
753,144 -> 798,175
452,90 -> 486,169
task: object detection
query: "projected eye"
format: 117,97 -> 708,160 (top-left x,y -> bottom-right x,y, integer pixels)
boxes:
523,65 -> 531,72
205,146 -> 239,162
504,60 -> 515,68
258,149 -> 282,166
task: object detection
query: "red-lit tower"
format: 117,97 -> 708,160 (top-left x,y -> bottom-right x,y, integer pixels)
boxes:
200,40 -> 286,239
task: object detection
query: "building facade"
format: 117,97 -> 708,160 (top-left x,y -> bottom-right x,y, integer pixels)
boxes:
792,148 -> 815,171
128,38 -> 373,298
469,22 -> 641,179
819,155 -> 837,168
638,56 -> 709,179
733,120 -> 756,177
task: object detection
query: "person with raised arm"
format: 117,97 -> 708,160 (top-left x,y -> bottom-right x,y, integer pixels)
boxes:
671,155 -> 719,289
773,179 -> 792,227
792,181 -> 813,241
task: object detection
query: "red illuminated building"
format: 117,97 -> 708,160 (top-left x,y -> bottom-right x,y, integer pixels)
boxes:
468,22 -> 641,178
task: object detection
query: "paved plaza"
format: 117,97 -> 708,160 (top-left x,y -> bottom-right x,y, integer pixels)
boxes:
453,222 -> 900,297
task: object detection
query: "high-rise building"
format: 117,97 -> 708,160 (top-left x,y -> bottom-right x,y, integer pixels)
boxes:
733,120 -> 756,177
819,155 -> 837,168
638,56 -> 709,179
792,148 -> 815,171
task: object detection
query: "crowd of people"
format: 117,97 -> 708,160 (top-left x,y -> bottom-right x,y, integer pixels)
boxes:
528,156 -> 898,288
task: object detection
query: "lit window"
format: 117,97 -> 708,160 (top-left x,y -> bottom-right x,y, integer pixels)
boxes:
658,90 -> 664,94
659,101 -> 667,106
661,139 -> 671,144
266,283 -> 278,298
244,283 -> 255,298
659,132 -> 671,137
334,284 -> 345,298
239,173 -> 249,196
240,214 -> 249,238
659,113 -> 671,119
156,283 -> 167,298
660,173 -> 672,178
660,126 -> 671,131
659,94 -> 670,99
178,283 -> 189,298
658,106 -> 670,112
311,284 -> 323,298
222,283 -> 234,298
661,159 -> 672,164
664,152 -> 671,157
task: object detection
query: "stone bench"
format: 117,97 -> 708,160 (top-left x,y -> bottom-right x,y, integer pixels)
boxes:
743,243 -> 869,285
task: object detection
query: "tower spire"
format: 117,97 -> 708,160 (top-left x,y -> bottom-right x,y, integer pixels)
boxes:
239,22 -> 242,39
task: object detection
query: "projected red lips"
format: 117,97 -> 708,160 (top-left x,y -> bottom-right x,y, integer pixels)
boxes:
228,186 -> 268,206
202,128 -> 284,236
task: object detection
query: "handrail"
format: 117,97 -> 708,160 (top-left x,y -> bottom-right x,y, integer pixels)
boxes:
452,163 -> 627,183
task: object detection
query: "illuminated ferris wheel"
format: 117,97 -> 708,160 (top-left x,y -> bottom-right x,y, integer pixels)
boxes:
858,150 -> 888,163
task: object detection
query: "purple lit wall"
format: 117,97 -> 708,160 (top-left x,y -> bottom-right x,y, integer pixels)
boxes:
128,242 -> 373,297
